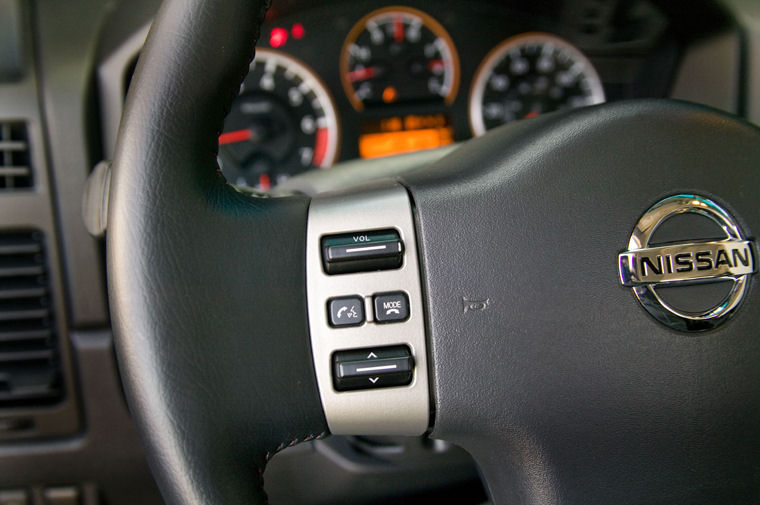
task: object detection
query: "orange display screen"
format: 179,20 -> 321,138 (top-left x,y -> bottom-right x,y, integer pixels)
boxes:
359,114 -> 453,159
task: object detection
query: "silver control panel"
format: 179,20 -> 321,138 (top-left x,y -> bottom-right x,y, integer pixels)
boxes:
306,182 -> 430,435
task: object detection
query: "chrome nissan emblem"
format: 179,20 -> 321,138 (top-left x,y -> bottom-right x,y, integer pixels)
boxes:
619,195 -> 756,331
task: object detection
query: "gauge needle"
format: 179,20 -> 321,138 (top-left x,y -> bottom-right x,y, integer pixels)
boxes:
218,129 -> 253,145
347,67 -> 377,82
524,110 -> 540,119
393,16 -> 404,43
258,173 -> 271,191
427,59 -> 444,73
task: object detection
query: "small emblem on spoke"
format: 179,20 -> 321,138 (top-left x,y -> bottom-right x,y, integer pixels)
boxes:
463,297 -> 490,313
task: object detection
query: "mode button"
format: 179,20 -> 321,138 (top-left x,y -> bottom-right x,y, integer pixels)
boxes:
374,291 -> 409,323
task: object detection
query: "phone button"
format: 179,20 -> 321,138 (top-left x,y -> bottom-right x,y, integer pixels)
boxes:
328,296 -> 365,328
373,292 -> 409,324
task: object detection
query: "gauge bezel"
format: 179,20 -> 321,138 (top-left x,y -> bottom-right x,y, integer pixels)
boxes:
221,47 -> 341,180
468,32 -> 605,136
339,5 -> 460,112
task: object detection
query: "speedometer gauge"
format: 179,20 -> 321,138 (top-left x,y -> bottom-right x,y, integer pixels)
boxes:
340,6 -> 460,111
218,48 -> 340,191
469,33 -> 605,136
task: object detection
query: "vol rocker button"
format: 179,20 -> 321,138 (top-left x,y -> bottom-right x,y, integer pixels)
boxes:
321,229 -> 404,275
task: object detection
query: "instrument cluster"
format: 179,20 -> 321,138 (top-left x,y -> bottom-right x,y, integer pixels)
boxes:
218,1 -> 670,190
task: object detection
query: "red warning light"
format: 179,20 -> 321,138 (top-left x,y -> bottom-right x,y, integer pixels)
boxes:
269,27 -> 288,48
291,23 -> 305,39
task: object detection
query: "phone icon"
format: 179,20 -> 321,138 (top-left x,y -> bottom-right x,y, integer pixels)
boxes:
385,308 -> 400,315
337,305 -> 359,319
330,297 -> 363,327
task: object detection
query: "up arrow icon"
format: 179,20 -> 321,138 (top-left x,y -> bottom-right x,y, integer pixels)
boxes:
367,352 -> 378,359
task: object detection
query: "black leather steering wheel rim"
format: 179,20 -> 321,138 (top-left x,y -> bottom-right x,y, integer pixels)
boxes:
109,1 -> 328,504
109,1 -> 760,504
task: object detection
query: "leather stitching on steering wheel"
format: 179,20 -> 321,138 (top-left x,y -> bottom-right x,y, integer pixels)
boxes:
256,431 -> 329,504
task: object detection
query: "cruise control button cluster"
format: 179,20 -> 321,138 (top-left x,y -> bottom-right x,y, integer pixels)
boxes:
333,345 -> 413,391
321,229 -> 403,275
307,186 -> 429,434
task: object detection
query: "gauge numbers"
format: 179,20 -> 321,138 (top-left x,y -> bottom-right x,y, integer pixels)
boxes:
340,6 -> 460,110
218,48 -> 339,190
470,33 -> 605,136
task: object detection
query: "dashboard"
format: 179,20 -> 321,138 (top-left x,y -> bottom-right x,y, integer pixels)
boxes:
0,0 -> 756,504
104,0 -> 721,192
219,0 -> 628,190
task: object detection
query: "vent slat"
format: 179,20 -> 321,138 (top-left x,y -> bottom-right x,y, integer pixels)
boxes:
0,329 -> 52,342
0,243 -> 41,254
0,308 -> 49,321
0,141 -> 27,151
0,388 -> 60,402
0,122 -> 33,190
0,230 -> 61,408
0,287 -> 47,299
0,266 -> 45,277
0,167 -> 31,177
0,349 -> 54,363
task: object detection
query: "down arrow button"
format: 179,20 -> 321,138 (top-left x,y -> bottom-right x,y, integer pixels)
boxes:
332,345 -> 413,392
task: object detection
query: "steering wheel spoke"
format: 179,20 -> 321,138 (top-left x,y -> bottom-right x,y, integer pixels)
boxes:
402,101 -> 760,504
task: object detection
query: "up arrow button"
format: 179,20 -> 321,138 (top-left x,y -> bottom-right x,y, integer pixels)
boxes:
332,345 -> 414,392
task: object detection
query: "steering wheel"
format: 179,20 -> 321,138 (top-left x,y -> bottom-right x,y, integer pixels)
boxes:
108,0 -> 760,504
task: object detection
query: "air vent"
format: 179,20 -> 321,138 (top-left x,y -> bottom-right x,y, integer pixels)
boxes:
0,122 -> 33,190
0,230 -> 62,408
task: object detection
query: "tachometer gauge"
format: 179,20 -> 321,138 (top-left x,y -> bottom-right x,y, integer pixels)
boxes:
469,33 -> 605,136
340,6 -> 460,111
218,48 -> 340,190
